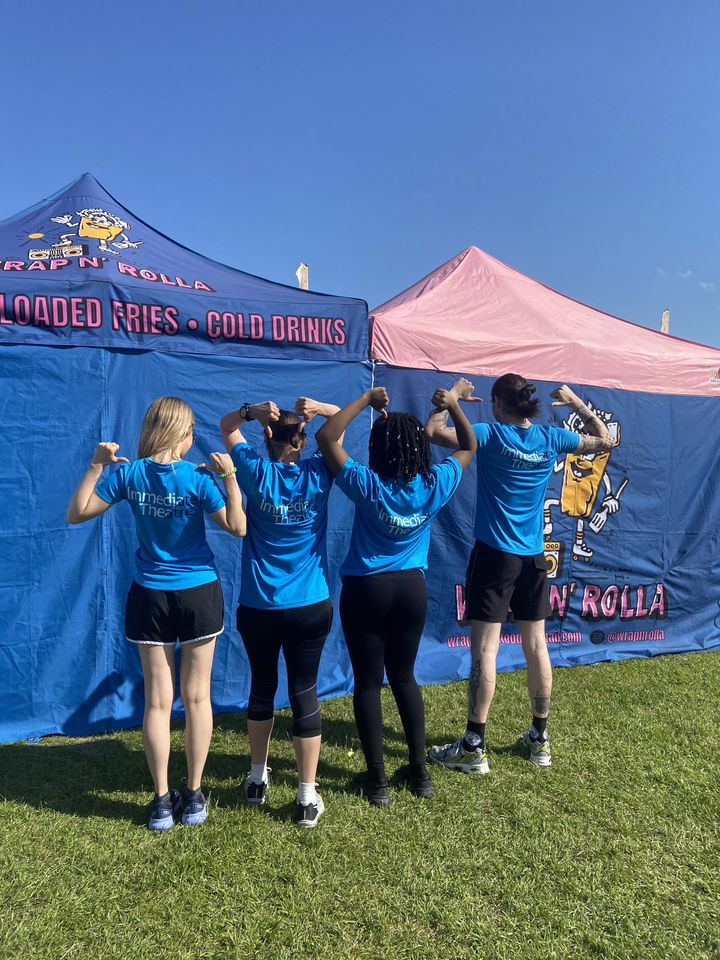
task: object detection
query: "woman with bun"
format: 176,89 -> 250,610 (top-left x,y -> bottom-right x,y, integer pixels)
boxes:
425,375 -> 615,772
220,397 -> 340,829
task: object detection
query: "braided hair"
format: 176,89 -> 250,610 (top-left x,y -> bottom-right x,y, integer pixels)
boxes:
491,373 -> 541,419
369,412 -> 431,482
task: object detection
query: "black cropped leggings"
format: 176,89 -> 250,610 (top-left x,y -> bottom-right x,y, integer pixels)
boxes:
237,600 -> 332,738
340,570 -> 427,781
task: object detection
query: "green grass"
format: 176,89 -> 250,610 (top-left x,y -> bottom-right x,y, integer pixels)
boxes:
1,652 -> 719,960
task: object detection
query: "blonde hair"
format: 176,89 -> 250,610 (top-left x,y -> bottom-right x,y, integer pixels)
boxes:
137,397 -> 194,459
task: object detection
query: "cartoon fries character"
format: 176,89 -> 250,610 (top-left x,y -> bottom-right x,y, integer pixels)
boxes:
50,208 -> 142,254
544,404 -> 626,561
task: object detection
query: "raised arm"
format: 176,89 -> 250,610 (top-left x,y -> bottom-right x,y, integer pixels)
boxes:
316,387 -> 389,475
199,452 -> 247,537
550,385 -> 617,454
66,442 -> 129,524
294,397 -> 344,445
425,377 -> 482,449
430,389 -> 478,470
220,401 -> 280,452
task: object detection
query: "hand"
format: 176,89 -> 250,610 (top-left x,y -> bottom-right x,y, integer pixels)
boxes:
91,442 -> 129,466
200,452 -> 235,476
450,377 -> 483,402
431,388 -> 460,411
366,387 -> 389,414
51,214 -> 74,226
600,495 -> 620,515
249,400 -> 280,427
550,384 -> 581,407
294,396 -> 321,422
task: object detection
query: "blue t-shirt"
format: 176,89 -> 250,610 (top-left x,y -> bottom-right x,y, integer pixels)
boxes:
230,442 -> 334,610
473,422 -> 579,555
336,456 -> 463,577
95,459 -> 225,589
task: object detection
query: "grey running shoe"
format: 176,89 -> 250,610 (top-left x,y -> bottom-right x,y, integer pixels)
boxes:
518,728 -> 552,766
428,736 -> 490,774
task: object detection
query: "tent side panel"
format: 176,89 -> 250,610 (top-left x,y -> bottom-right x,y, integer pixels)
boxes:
0,345 -> 370,742
375,364 -> 720,683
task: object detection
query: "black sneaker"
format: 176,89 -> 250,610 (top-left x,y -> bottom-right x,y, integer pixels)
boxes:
244,768 -> 270,805
352,771 -> 391,807
147,789 -> 180,831
178,779 -> 208,826
294,794 -> 325,829
397,764 -> 435,799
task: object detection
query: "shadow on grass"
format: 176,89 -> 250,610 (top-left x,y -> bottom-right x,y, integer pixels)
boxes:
0,738 -> 153,824
0,699 -> 417,821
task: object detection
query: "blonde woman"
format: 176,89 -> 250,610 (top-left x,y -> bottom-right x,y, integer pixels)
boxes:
67,397 -> 245,830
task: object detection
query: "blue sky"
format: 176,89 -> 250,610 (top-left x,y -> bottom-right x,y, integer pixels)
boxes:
2,0 -> 719,344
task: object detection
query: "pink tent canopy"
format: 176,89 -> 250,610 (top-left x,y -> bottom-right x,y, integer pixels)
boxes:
370,246 -> 720,397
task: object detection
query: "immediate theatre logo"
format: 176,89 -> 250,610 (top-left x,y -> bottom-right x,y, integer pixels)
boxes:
26,207 -> 143,260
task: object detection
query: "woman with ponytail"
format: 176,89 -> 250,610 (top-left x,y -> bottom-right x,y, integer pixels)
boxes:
425,374 -> 616,773
67,397 -> 245,830
317,387 -> 476,806
220,397 -> 340,828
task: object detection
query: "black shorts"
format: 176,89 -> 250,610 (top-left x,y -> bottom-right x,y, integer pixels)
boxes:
465,540 -> 551,623
125,579 -> 224,645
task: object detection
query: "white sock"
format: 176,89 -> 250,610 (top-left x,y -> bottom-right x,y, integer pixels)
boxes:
297,782 -> 318,806
250,763 -> 268,784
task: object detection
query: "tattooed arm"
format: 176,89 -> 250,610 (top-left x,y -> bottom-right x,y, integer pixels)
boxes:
550,384 -> 617,454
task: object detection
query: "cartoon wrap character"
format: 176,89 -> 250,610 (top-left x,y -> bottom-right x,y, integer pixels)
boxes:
50,208 -> 142,254
543,402 -> 627,561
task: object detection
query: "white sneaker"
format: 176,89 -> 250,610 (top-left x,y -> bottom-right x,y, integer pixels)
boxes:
294,793 -> 324,828
518,728 -> 552,766
428,736 -> 490,774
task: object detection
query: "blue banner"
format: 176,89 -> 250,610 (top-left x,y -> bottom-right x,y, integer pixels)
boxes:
374,364 -> 720,680
0,346 -> 372,743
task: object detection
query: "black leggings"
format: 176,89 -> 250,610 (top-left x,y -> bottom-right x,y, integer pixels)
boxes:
340,570 -> 427,781
237,600 -> 332,738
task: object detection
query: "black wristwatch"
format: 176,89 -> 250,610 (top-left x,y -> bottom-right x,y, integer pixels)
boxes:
238,403 -> 255,421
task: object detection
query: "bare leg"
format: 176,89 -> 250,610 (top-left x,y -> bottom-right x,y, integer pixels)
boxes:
247,718 -> 274,767
518,620 -> 552,718
293,734 -> 322,784
139,644 -> 176,795
179,636 -> 216,790
467,620 -> 503,724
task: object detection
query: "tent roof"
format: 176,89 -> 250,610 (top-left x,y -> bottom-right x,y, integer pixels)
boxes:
0,174 -> 367,360
0,173 -> 362,306
370,246 -> 720,397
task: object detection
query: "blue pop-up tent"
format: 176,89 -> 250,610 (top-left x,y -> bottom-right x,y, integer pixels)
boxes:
0,174 -> 369,742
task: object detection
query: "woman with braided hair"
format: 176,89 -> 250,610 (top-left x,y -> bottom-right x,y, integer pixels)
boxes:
317,387 -> 476,806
